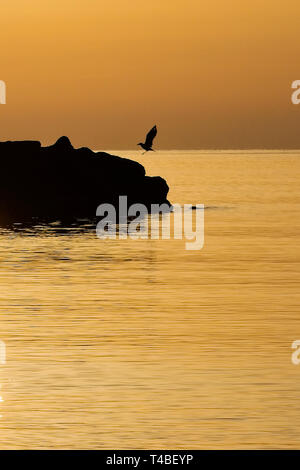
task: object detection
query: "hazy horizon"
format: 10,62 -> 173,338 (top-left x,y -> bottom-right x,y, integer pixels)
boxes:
104,147 -> 300,152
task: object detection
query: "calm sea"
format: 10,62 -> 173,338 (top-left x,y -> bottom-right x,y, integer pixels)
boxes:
0,150 -> 300,449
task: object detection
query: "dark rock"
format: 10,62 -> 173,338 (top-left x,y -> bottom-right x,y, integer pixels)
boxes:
0,136 -> 171,223
49,136 -> 73,151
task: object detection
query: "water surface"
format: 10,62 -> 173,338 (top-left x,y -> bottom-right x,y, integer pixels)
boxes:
0,150 -> 300,449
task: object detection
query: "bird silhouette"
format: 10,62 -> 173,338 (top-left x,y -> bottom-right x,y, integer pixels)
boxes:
138,125 -> 157,153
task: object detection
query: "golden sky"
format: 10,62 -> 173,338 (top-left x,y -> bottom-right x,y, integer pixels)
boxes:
1,0 -> 300,149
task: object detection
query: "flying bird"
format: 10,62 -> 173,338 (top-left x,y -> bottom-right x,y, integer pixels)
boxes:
138,125 -> 157,153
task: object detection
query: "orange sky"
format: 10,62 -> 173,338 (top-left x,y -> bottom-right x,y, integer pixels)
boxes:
1,0 -> 300,149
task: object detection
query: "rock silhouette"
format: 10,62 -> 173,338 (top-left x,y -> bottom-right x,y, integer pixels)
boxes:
0,136 -> 171,223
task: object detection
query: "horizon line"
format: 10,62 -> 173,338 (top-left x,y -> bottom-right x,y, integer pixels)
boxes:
101,148 -> 300,152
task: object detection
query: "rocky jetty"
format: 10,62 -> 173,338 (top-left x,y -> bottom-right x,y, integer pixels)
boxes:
0,136 -> 170,222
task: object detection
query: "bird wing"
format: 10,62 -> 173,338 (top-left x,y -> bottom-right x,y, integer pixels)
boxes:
145,125 -> 157,147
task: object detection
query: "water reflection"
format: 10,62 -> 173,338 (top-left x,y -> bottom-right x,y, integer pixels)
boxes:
0,151 -> 300,449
